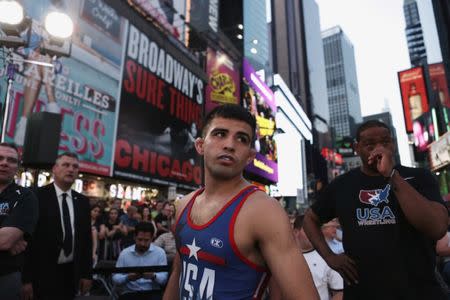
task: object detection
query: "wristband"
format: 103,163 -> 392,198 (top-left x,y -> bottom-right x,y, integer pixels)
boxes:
385,168 -> 396,180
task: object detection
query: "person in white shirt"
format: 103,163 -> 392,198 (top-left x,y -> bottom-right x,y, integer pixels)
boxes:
322,219 -> 344,254
113,222 -> 168,300
295,215 -> 343,300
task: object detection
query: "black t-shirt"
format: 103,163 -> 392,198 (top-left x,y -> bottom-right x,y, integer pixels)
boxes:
103,220 -> 123,240
154,213 -> 169,236
312,166 -> 446,300
0,183 -> 38,276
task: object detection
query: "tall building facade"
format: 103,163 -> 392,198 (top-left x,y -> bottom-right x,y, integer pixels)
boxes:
243,0 -> 273,78
271,0 -> 310,114
271,0 -> 314,209
322,26 -> 362,139
403,0 -> 427,67
432,0 -> 450,94
302,0 -> 331,184
302,0 -> 329,130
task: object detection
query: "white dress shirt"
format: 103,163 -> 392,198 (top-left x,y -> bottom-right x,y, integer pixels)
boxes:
303,249 -> 343,300
54,183 -> 75,264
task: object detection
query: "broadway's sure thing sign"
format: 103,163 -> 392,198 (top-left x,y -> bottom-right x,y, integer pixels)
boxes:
114,22 -> 206,187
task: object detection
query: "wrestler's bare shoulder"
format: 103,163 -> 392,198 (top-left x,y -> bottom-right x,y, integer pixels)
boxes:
174,191 -> 197,219
240,189 -> 284,216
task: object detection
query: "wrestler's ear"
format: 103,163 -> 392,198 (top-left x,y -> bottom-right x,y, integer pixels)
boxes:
246,148 -> 256,165
195,137 -> 205,155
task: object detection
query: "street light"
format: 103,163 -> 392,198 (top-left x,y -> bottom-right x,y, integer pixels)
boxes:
0,0 -> 30,48
0,0 -> 23,25
41,11 -> 74,57
44,11 -> 73,39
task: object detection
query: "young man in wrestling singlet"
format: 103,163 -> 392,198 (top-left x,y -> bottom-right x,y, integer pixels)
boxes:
163,104 -> 319,300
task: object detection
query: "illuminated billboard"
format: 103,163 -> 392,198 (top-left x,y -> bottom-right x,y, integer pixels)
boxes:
429,63 -> 450,108
205,48 -> 240,113
242,59 -> 277,183
398,67 -> 430,133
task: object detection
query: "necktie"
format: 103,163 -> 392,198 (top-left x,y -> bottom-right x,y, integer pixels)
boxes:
61,193 -> 73,256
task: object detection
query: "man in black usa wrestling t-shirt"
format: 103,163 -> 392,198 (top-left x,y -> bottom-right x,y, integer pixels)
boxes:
304,120 -> 448,300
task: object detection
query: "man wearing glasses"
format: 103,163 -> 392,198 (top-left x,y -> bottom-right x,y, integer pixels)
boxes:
0,143 -> 38,300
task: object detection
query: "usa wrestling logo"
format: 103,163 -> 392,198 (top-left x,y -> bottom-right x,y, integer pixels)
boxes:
356,184 -> 396,226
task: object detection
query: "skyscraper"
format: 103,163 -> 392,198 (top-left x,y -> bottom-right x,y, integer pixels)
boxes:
271,0 -> 314,208
403,0 -> 427,67
302,0 -> 329,131
431,0 -> 450,96
271,0 -> 310,113
322,26 -> 362,138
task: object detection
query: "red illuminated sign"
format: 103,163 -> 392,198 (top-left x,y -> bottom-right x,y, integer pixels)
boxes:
398,67 -> 430,133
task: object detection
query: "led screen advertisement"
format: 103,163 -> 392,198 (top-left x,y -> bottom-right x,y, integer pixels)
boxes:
205,47 -> 240,114
429,63 -> 450,108
398,66 -> 430,133
128,0 -> 187,44
113,22 -> 206,188
412,111 -> 436,152
242,59 -> 278,183
0,0 -> 125,176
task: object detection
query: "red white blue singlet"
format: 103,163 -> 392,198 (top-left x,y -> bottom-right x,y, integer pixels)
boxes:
175,185 -> 270,300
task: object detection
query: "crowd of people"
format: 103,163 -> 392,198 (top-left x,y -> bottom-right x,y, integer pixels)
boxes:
0,143 -> 177,299
89,199 -> 176,265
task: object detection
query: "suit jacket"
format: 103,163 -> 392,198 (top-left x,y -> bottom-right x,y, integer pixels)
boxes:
22,183 -> 92,293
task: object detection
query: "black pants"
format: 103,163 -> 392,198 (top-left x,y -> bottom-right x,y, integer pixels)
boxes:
0,272 -> 21,300
35,262 -> 76,300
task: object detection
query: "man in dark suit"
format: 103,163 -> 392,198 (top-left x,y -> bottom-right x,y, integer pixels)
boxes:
22,152 -> 92,300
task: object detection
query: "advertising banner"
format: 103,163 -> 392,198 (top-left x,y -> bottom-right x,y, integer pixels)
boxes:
412,111 -> 436,152
429,63 -> 450,108
429,131 -> 450,171
0,0 -> 125,176
398,67 -> 430,133
205,48 -> 240,113
321,147 -> 343,165
242,59 -> 277,183
114,23 -> 205,187
336,136 -> 355,157
128,0 -> 187,44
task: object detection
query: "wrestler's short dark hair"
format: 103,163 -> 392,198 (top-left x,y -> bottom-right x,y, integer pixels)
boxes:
356,120 -> 391,142
202,104 -> 257,145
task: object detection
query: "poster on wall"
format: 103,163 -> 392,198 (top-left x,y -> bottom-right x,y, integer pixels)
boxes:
205,48 -> 240,113
398,67 -> 430,133
242,59 -> 278,183
0,0 -> 125,176
113,22 -> 206,187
